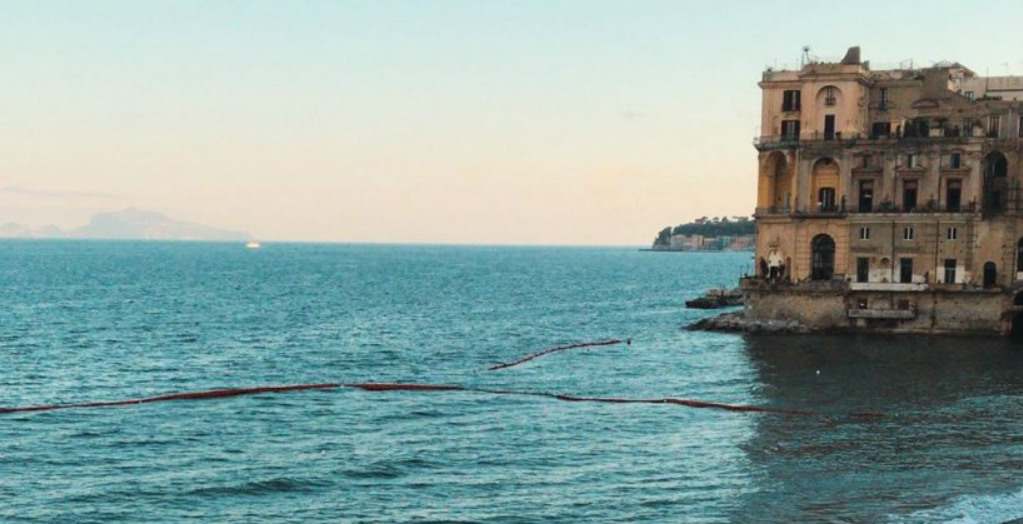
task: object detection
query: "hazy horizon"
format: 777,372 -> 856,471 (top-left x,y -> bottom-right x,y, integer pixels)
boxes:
4,0 -> 1022,245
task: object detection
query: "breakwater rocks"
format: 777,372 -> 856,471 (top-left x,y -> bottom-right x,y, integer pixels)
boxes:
687,312 -> 813,334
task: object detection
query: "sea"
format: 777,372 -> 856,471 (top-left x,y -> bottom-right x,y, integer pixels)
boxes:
1,240 -> 1020,524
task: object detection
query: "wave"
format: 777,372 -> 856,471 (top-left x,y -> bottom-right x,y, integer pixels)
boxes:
187,476 -> 332,497
887,487 -> 1023,524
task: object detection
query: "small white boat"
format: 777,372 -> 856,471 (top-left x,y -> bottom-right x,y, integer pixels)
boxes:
246,240 -> 261,249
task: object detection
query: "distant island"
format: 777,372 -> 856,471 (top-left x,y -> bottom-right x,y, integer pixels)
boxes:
650,216 -> 754,252
0,208 -> 249,242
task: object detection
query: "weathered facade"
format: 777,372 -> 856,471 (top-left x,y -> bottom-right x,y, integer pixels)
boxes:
744,47 -> 1023,335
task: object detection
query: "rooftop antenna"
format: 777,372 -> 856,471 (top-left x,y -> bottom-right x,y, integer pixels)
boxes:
800,46 -> 811,68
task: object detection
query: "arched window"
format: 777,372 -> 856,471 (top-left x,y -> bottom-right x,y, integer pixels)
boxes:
983,262 -> 997,288
811,234 -> 836,281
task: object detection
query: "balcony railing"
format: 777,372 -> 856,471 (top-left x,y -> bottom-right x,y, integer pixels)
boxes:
756,202 -> 979,216
754,130 -> 1018,149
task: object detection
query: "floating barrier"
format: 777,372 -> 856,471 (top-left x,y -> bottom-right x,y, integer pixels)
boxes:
1,381 -> 882,419
488,339 -> 628,370
0,383 -> 342,414
0,339 -> 882,419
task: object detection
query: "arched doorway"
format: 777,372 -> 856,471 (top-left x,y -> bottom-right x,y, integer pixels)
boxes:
984,152 -> 1008,212
1013,293 -> 1023,340
811,234 -> 835,281
811,158 -> 840,212
983,262 -> 997,288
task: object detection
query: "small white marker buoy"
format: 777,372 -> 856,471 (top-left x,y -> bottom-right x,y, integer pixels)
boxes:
815,370 -> 821,375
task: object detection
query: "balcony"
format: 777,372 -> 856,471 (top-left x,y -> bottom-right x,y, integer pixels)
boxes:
754,130 -> 1018,150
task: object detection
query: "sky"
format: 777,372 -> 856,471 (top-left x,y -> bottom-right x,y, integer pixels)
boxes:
3,0 -> 1022,245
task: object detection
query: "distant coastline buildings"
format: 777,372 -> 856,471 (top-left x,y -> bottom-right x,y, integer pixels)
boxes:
651,217 -> 754,252
654,233 -> 755,252
742,46 -> 1023,335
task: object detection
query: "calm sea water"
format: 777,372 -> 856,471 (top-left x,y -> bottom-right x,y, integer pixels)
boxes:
1,241 -> 1020,524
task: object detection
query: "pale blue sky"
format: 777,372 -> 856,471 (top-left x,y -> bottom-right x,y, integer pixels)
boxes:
2,1 -> 1021,244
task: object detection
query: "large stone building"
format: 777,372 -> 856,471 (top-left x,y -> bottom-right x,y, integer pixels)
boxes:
743,47 -> 1023,336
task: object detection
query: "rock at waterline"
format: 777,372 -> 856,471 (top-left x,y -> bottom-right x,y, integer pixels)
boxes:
686,312 -> 813,334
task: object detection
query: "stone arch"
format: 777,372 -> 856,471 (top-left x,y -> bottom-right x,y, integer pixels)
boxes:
810,234 -> 836,281
812,157 -> 840,212
983,151 -> 1009,212
816,85 -> 842,105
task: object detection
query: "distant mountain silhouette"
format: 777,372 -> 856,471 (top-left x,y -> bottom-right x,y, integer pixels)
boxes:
0,208 -> 249,241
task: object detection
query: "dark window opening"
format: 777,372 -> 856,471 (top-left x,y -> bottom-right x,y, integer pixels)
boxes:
781,119 -> 800,140
1016,238 -> 1023,272
824,115 -> 836,140
871,122 -> 891,138
818,187 -> 837,212
903,180 -> 918,212
949,153 -> 962,169
988,116 -> 1001,138
899,258 -> 913,284
858,180 -> 874,212
983,262 -> 997,288
782,90 -> 801,112
811,235 -> 836,281
946,179 -> 962,212
878,87 -> 889,110
943,259 -> 957,284
856,257 -> 869,283
984,153 -> 1008,213
905,119 -> 929,138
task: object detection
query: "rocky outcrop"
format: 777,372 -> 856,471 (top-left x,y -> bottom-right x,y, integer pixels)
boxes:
686,312 -> 813,334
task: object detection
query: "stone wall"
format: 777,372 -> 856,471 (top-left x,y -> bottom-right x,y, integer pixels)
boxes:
744,283 -> 1013,335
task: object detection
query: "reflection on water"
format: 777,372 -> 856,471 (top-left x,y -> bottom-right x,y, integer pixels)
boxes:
731,335 -> 1023,523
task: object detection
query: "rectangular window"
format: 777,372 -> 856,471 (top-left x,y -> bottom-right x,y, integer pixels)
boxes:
903,180 -> 918,212
781,119 -> 800,140
907,153 -> 921,168
856,257 -> 869,283
824,114 -> 837,140
949,153 -> 962,169
965,91 -> 975,101
903,226 -> 915,241
879,87 -> 889,109
858,180 -> 874,212
861,154 -> 873,169
947,227 -> 957,240
871,122 -> 892,138
944,259 -> 957,284
988,115 -> 1001,137
900,258 -> 913,284
946,179 -> 962,211
782,90 -> 801,112
859,227 -> 870,240
1019,115 -> 1023,138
